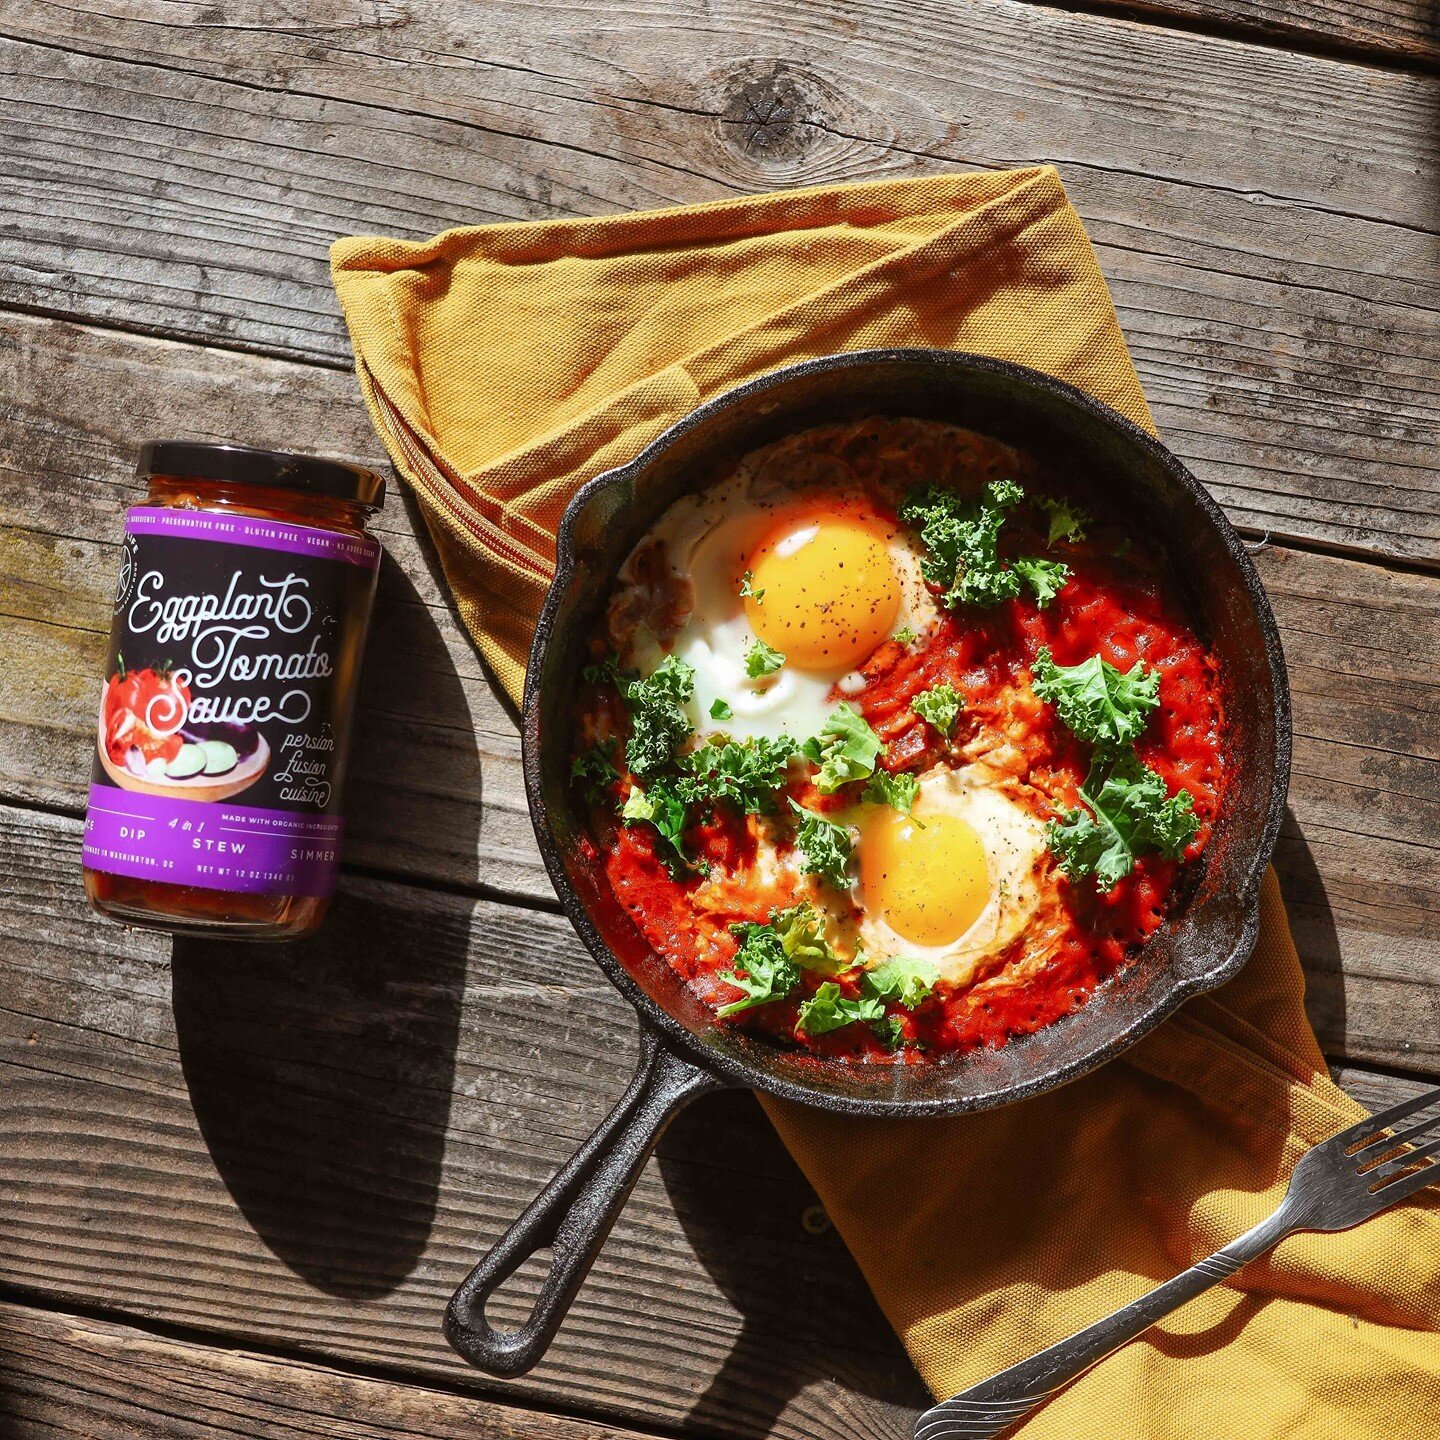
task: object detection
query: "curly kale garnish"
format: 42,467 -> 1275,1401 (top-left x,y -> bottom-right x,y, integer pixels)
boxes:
1047,751 -> 1199,891
620,654 -> 696,777
1032,646 -> 1160,752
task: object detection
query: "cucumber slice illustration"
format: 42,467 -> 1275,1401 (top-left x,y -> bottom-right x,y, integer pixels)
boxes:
164,743 -> 208,779
199,739 -> 238,777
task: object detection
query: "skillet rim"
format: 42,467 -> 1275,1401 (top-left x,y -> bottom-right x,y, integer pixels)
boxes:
521,347 -> 1292,1118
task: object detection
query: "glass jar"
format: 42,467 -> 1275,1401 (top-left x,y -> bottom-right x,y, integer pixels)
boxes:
83,442 -> 386,941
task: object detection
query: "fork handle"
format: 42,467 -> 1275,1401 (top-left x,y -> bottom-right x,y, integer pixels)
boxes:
914,1205 -> 1296,1440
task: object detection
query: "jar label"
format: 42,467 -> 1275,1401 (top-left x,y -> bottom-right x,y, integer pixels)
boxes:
83,507 -> 380,897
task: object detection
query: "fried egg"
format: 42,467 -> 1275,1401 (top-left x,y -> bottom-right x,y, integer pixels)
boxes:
614,467 -> 938,743
852,764 -> 1049,986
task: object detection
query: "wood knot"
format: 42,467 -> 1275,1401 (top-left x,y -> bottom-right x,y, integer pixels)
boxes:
721,65 -> 819,160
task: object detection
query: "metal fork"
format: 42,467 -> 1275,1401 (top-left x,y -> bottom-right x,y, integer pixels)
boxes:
914,1086 -> 1440,1440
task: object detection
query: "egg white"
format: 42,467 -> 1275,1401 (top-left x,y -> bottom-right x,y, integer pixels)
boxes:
614,466 -> 938,745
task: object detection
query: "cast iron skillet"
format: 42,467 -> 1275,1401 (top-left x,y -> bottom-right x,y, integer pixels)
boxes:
445,349 -> 1291,1377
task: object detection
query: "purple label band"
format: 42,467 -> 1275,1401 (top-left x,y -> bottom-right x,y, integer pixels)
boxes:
84,785 -> 344,896
125,507 -> 381,568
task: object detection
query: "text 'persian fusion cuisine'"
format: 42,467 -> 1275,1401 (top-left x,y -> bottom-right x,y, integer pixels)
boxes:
572,418 -> 1228,1061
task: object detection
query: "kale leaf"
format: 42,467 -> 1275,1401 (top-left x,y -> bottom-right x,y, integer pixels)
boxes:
789,801 -> 854,888
717,922 -> 801,1016
795,954 -> 939,1039
621,654 -> 696,777
871,1014 -> 908,1050
764,900 -> 844,973
862,956 -> 940,1010
912,681 -> 963,737
1035,496 -> 1090,546
802,703 -> 884,794
718,902 -> 843,1017
1031,646 -> 1160,751
796,981 -> 887,1036
621,779 -> 692,876
683,735 -> 799,814
582,651 -> 637,688
744,637 -> 786,678
1047,751 -> 1199,890
863,768 -> 922,816
570,740 -> 620,803
1014,557 -> 1070,608
899,478 -> 1025,609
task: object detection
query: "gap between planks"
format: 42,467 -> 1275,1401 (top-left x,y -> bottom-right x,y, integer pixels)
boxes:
2,0 -> 1435,89
1010,0 -> 1440,70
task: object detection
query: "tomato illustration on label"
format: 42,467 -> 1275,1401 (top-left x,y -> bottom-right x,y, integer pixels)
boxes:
101,663 -> 191,770
97,661 -> 269,798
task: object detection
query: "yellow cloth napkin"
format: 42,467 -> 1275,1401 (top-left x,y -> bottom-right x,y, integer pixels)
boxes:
332,166 -> 1440,1436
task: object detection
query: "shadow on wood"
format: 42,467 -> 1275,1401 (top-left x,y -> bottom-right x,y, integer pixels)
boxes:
1274,806 -> 1345,1054
654,1091 -> 931,1437
169,555 -> 480,1298
388,487 -> 525,737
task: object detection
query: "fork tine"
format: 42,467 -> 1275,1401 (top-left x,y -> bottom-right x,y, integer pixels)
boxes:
1333,1087 -> 1440,1152
1355,1109 -> 1440,1156
1364,1149 -> 1440,1207
1366,1137 -> 1440,1186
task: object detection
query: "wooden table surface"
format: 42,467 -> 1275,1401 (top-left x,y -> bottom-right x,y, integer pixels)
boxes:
1,2 -> 1437,1436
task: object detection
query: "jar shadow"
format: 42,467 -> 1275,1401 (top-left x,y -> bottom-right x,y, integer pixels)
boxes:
171,545 -> 479,1298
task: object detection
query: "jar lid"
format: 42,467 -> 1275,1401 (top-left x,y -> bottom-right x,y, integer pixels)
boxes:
138,441 -> 386,510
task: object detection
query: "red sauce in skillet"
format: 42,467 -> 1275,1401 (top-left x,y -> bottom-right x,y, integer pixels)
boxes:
579,422 -> 1228,1061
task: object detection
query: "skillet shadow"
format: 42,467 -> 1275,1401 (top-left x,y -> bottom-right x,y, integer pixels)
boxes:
1271,805 -> 1345,1056
172,536 -> 481,1298
655,1091 -> 931,1437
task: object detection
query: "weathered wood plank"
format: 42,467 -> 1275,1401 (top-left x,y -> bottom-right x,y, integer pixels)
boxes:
0,1300 -> 663,1440
0,801 -> 926,1440
8,0 -> 1437,79
0,10 -> 1436,560
3,1085 -> 1434,1440
9,1069 -> 1433,1440
1329,1064 -> 1440,1113
11,1073 -> 1431,1440
1262,545 -> 1440,1074
4,0 -> 1436,215
1121,0 -> 1440,62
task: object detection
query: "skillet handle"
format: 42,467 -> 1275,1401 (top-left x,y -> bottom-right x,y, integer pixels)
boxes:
444,1024 -> 727,1376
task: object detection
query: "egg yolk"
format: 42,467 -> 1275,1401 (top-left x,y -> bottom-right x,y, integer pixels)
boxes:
860,803 -> 990,946
742,506 -> 901,672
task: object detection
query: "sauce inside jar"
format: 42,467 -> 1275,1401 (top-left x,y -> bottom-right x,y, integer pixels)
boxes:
83,442 -> 385,941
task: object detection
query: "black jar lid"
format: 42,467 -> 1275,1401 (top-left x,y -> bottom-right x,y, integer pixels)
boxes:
138,441 -> 386,510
